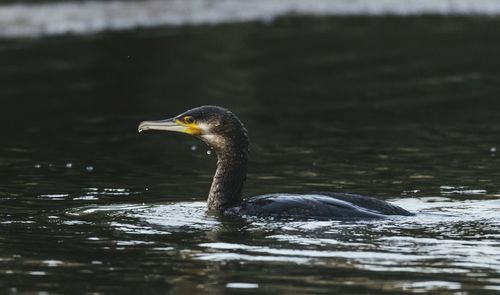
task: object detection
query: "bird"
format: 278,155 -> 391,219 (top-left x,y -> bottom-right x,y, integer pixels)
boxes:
138,105 -> 413,219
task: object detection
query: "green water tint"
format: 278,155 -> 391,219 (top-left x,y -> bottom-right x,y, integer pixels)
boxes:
1,16 -> 500,294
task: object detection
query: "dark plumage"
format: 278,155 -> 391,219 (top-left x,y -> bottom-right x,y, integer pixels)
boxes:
139,105 -> 413,219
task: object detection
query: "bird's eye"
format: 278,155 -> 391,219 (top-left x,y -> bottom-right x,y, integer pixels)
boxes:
184,116 -> 195,124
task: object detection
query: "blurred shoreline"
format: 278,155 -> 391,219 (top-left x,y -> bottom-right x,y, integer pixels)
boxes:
1,0 -> 500,38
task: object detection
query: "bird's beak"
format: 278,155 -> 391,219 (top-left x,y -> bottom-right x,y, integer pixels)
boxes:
138,118 -> 185,133
138,118 -> 202,135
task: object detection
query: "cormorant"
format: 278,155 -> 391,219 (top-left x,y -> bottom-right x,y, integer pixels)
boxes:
138,106 -> 413,219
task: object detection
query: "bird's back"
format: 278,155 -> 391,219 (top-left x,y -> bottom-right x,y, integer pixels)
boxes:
225,192 -> 413,219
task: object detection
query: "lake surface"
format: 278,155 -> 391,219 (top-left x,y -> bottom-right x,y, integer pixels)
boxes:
1,16 -> 500,294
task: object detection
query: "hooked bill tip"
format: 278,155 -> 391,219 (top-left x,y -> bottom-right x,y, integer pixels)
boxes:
138,121 -> 148,133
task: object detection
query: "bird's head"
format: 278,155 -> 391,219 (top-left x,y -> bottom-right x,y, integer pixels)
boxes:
138,105 -> 247,151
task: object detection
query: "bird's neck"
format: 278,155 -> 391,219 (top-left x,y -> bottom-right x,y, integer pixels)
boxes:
207,139 -> 248,212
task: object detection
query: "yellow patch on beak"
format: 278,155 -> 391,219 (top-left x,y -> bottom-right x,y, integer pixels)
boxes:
175,119 -> 202,135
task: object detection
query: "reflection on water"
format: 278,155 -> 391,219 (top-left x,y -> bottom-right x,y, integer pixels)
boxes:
1,15 -> 500,294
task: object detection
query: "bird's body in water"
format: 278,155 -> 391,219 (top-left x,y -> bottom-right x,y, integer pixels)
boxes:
138,105 -> 413,219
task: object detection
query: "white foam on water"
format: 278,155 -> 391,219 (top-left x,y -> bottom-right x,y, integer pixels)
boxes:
1,0 -> 500,38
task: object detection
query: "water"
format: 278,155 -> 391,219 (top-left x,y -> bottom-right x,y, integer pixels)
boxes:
2,0 -> 500,38
1,16 -> 500,294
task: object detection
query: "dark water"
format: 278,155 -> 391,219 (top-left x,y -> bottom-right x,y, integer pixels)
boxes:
1,17 -> 500,294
